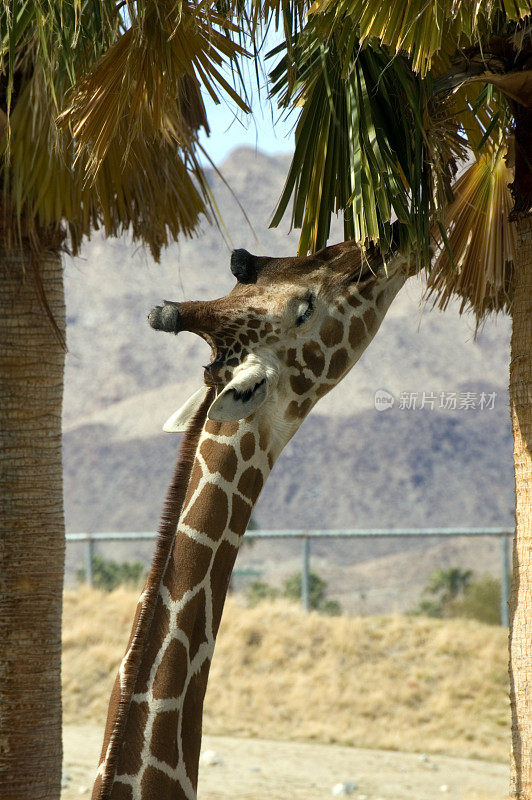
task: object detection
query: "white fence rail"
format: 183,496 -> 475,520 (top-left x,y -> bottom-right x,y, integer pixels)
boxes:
67,528 -> 513,625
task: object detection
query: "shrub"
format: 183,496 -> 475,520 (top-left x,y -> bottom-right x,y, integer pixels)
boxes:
449,575 -> 502,626
412,567 -> 503,625
77,555 -> 147,592
246,580 -> 280,606
245,570 -> 341,615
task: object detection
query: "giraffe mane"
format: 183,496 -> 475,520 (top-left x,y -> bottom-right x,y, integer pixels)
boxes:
96,386 -> 216,800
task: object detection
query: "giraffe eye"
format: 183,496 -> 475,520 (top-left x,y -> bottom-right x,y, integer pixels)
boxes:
295,294 -> 315,326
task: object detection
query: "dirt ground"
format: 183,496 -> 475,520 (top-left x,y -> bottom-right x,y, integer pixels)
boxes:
61,724 -> 508,800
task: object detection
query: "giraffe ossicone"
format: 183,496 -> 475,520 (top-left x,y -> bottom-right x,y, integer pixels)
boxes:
93,240 -> 414,800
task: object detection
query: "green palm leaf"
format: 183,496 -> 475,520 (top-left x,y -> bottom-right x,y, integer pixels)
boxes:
268,22 -> 454,262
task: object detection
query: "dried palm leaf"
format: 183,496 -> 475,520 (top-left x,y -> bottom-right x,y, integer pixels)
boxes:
0,1 -> 250,260
60,1 -> 249,176
427,147 -> 516,317
423,92 -> 469,211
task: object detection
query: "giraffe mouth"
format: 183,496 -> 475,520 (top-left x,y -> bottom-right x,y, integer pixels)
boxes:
203,354 -> 228,388
204,356 -> 223,373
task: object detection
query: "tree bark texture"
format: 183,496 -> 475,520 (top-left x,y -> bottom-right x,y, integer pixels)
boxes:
509,212 -> 532,798
0,238 -> 66,800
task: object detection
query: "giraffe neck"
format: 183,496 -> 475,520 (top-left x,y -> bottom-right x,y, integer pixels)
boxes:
93,411 -> 274,800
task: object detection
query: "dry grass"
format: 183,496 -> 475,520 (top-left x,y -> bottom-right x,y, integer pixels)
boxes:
63,588 -> 509,762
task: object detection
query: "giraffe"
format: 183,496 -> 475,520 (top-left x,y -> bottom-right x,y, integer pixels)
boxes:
92,239 -> 414,800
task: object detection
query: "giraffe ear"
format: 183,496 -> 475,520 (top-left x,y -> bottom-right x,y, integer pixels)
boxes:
207,364 -> 270,422
163,386 -> 211,432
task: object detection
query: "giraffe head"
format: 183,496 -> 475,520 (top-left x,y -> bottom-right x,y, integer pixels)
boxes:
149,240 -> 411,450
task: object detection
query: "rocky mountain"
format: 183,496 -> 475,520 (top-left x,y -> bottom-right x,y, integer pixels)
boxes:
63,147 -> 514,608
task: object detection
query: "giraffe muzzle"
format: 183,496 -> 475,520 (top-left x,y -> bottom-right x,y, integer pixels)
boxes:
148,301 -> 182,334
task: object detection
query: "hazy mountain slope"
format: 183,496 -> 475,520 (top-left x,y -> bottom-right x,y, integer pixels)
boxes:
63,148 -> 513,601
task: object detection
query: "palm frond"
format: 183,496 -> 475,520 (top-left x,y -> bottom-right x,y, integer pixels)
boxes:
423,92 -> 468,210
60,1 -> 249,175
0,1 -> 253,258
268,23 -> 446,263
1,63 -> 207,260
427,147 -> 516,317
306,0 -> 532,76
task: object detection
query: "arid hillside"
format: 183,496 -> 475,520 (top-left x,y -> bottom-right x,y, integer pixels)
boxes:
62,147 -> 514,605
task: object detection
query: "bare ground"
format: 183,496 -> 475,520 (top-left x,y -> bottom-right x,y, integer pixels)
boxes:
61,724 -> 507,800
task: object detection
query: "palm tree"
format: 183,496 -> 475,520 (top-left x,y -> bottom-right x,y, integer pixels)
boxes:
237,4 -> 532,795
0,4 -> 247,799
5,3 -> 532,798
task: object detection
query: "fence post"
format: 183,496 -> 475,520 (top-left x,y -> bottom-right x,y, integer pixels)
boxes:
85,535 -> 94,587
301,535 -> 310,611
501,533 -> 511,627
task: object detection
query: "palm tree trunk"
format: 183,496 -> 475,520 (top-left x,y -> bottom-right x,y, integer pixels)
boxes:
509,212 -> 532,799
0,235 -> 66,800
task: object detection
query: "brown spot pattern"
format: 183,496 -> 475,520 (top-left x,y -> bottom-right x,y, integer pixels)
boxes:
347,294 -> 362,308
237,466 -> 264,501
326,349 -> 348,379
199,439 -> 238,482
171,588 -> 208,665
163,535 -> 213,602
186,461 -> 203,496
348,316 -> 366,349
183,483 -> 228,541
116,700 -> 149,776
150,710 -> 179,769
302,342 -> 325,376
240,432 -> 255,460
141,765 -> 181,800
136,597 -> 170,692
319,317 -> 344,347
153,638 -> 188,700
363,307 -> 378,334
210,539 -> 240,634
229,494 -> 252,533
204,419 -> 239,437
359,282 -> 376,300
187,588 -> 208,661
290,373 -> 314,395
109,781 -> 133,800
285,398 -> 312,420
286,348 -> 298,367
181,660 -> 210,792
315,383 -> 331,398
